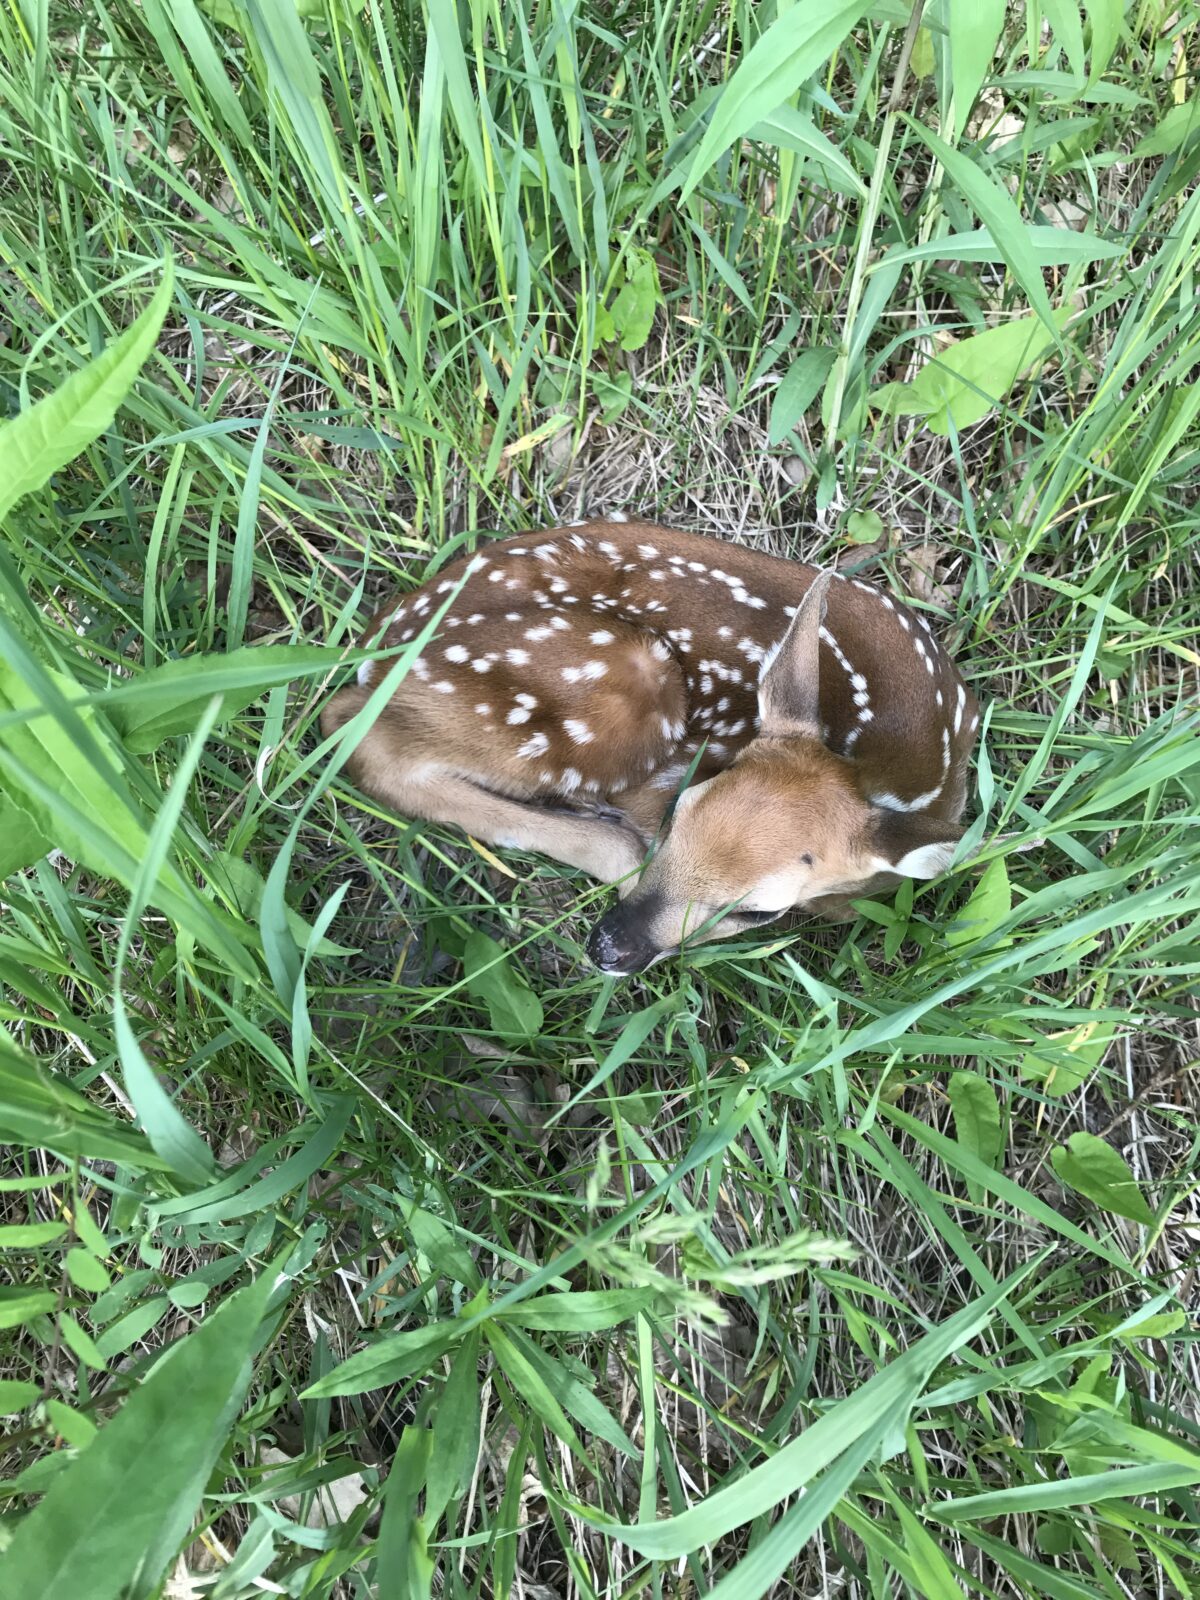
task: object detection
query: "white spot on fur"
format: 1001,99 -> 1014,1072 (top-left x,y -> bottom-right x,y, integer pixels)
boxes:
519,732 -> 549,758
560,767 -> 582,792
507,706 -> 532,725
551,616 -> 570,631
525,625 -> 553,642
356,660 -> 374,686
471,657 -> 492,672
506,647 -> 530,666
590,629 -> 615,644
444,644 -> 469,663
564,718 -> 593,744
718,625 -> 733,639
638,543 -> 659,559
475,702 -> 490,715
432,680 -> 455,694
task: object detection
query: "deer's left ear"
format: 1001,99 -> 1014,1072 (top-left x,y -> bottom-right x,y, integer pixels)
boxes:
868,809 -> 963,880
757,570 -> 832,738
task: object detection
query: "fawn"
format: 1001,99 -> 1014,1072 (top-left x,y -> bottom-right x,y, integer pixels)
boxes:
321,518 -> 980,975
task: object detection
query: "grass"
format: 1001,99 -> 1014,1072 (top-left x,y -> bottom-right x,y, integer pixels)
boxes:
2,0 -> 1200,1595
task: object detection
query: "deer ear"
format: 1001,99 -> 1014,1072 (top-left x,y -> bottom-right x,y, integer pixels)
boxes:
869,808 -> 963,880
757,570 -> 832,738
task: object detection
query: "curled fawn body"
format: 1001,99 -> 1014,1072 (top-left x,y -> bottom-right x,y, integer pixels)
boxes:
321,519 -> 980,974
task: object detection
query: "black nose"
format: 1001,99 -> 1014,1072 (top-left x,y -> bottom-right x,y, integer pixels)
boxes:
585,904 -> 661,976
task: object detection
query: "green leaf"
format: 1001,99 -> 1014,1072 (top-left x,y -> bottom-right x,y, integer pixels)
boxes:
463,931 -> 543,1042
425,1334 -> 482,1525
0,1380 -> 41,1414
947,1072 -> 1003,1174
768,348 -> 838,445
59,1314 -> 108,1370
0,265 -> 173,523
1051,1132 -> 1155,1227
845,509 -> 884,545
875,313 -> 1068,436
0,1220 -> 67,1248
497,1288 -> 657,1332
205,852 -> 356,958
101,645 -> 350,754
902,120 -> 1058,335
682,1 -> 871,200
1132,97 -> 1200,158
302,1321 -> 464,1399
878,225 -> 1124,269
1,1270 -> 275,1600
64,1248 -> 112,1294
607,251 -> 663,352
747,107 -> 866,197
0,1286 -> 57,1329
948,0 -> 1006,135
910,25 -> 935,80
46,1398 -> 98,1451
0,1031 -> 164,1169
946,858 -> 1011,946
1018,1020 -> 1115,1096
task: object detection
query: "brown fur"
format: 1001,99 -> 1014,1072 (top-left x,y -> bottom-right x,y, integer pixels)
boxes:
319,519 -> 981,971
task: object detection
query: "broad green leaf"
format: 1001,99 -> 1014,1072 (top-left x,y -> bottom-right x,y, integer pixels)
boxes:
768,348 -> 838,445
845,509 -> 884,544
302,1321 -> 464,1398
947,1072 -> 1003,1174
1132,97 -> 1200,158
59,1314 -> 108,1370
0,1030 -> 165,1169
1082,0 -> 1121,84
874,313 -> 1068,435
948,0 -> 1006,135
607,251 -> 663,352
0,1380 -> 41,1413
46,1398 -> 98,1450
0,1220 -> 67,1247
64,1248 -> 112,1294
497,1288 -> 657,1332
0,1286 -> 57,1329
101,644 -> 353,754
0,266 -> 173,523
94,1297 -> 172,1361
1018,1020 -> 1115,1096
682,1 -> 871,200
1041,0 -> 1086,81
463,931 -> 543,1042
1,1271 -> 274,1600
930,1460 -> 1200,1521
375,1428 -> 435,1600
1051,1132 -> 1155,1227
425,1334 -> 482,1524
946,858 -> 1011,946
903,120 -> 1058,335
878,225 -> 1123,269
747,107 -> 866,197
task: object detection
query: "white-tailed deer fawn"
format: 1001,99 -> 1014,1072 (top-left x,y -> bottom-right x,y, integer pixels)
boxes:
321,519 -> 980,974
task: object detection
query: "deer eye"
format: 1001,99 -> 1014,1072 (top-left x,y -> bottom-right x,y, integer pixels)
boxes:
799,852 -> 814,867
739,908 -> 781,924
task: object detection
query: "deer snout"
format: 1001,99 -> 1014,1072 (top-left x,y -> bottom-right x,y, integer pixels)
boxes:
586,893 -> 666,976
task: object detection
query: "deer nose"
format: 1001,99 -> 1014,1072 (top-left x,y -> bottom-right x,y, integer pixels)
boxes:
586,898 -> 663,976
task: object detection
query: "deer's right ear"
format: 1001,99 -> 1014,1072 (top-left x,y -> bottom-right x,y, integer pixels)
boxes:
868,808 -> 963,880
757,570 -> 832,738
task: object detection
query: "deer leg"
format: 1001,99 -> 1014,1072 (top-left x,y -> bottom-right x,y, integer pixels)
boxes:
327,717 -> 646,883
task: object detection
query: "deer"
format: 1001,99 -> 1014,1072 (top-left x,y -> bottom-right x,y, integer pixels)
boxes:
320,517 -> 981,976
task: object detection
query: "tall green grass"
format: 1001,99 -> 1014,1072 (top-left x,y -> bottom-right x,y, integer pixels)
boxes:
2,1 -> 1199,1595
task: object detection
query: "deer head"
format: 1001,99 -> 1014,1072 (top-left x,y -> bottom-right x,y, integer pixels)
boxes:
585,572 -> 963,974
